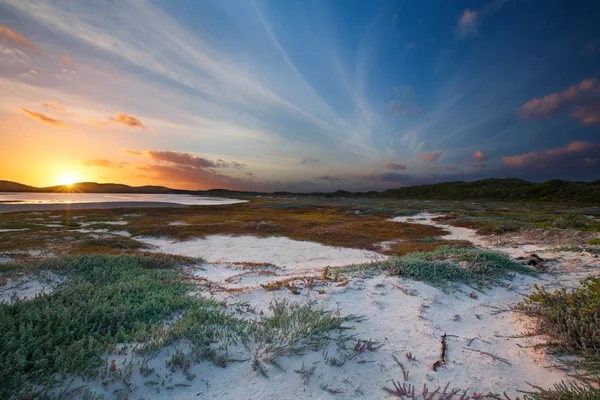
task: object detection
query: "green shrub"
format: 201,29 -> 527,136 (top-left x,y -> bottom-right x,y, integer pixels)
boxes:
514,276 -> 600,359
379,246 -> 534,287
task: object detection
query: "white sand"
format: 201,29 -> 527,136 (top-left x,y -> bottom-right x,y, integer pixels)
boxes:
0,272 -> 64,304
23,213 -> 600,398
140,235 -> 385,268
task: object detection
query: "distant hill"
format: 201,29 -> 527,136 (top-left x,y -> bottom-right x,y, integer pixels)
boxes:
360,178 -> 600,203
0,180 -> 195,195
1,178 -> 599,203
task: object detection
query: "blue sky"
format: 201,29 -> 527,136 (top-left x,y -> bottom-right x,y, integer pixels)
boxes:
1,0 -> 599,190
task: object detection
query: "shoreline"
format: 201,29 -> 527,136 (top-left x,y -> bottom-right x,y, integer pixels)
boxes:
0,201 -> 187,213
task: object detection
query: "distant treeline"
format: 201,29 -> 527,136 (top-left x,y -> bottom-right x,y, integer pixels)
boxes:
1,178 -> 599,204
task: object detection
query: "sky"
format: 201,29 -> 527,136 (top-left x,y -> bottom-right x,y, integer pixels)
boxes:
1,0 -> 599,191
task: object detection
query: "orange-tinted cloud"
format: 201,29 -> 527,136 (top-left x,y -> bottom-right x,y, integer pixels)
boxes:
41,101 -> 65,112
81,159 -> 125,168
457,9 -> 478,36
383,162 -> 407,170
503,141 -> 600,168
109,112 -> 147,129
149,150 -> 218,168
0,25 -> 35,49
572,104 -> 600,125
59,55 -> 75,65
125,149 -> 143,156
419,150 -> 442,161
473,150 -> 487,160
21,108 -> 70,128
517,77 -> 600,121
148,150 -> 246,169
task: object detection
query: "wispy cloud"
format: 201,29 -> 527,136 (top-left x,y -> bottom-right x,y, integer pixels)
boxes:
315,175 -> 346,182
59,54 -> 75,65
473,150 -> 487,160
41,101 -> 65,112
81,159 -> 126,168
21,108 -> 70,127
125,149 -> 143,156
0,24 -> 35,49
456,9 -> 479,37
456,0 -> 508,38
419,150 -> 442,161
299,157 -> 320,165
383,162 -> 407,170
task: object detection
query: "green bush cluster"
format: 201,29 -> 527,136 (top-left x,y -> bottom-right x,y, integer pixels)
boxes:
515,276 -> 600,358
379,246 -> 534,287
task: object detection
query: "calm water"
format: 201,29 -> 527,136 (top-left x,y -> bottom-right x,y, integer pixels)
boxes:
0,192 -> 246,206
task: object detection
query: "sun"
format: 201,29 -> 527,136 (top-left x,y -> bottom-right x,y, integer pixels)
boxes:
60,173 -> 79,186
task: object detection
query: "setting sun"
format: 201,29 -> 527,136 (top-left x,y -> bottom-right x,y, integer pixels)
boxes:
60,173 -> 79,186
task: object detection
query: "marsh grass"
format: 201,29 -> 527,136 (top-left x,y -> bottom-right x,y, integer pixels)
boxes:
377,246 -> 534,287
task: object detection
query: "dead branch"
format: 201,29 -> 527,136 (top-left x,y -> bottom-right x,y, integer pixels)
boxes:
462,346 -> 511,365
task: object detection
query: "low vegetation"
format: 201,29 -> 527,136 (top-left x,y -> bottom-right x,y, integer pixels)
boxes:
0,255 -> 358,398
377,246 -> 534,288
513,276 -> 600,376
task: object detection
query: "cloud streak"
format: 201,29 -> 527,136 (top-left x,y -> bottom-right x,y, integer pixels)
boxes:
20,108 -> 70,127
383,162 -> 407,170
419,150 -> 442,162
81,159 -> 126,168
0,24 -> 35,49
299,157 -> 320,165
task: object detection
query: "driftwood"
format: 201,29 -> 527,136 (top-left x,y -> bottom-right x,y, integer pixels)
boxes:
582,251 -> 598,258
432,333 -> 447,371
462,346 -> 511,365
